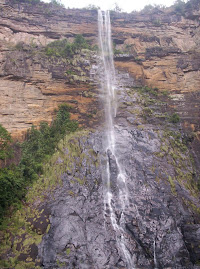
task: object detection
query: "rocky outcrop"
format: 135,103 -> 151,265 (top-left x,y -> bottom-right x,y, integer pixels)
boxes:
0,3 -> 200,268
0,0 -> 200,147
110,4 -> 200,161
36,60 -> 200,268
0,1 -> 99,139
38,69 -> 200,268
1,63 -> 199,269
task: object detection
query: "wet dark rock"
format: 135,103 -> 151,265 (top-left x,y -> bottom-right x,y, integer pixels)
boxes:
145,46 -> 181,59
183,224 -> 200,264
38,121 -> 200,268
27,206 -> 51,235
30,243 -> 39,261
0,2 -> 199,268
114,54 -> 135,61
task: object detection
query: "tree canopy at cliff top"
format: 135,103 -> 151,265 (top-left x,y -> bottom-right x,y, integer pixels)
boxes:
40,0 -> 195,13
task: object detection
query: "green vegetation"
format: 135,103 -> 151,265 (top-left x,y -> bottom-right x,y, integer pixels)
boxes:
173,0 -> 186,14
113,43 -> 134,56
0,124 -> 13,161
0,129 -> 99,268
113,48 -> 123,55
168,175 -> 176,195
142,107 -> 153,118
83,4 -> 100,10
0,201 -> 47,268
45,35 -> 90,58
66,247 -> 71,255
65,70 -> 76,75
140,1 -> 199,18
155,130 -> 199,198
50,0 -> 64,6
172,0 -> 200,17
137,85 -> 159,96
142,4 -> 166,13
13,0 -> 41,4
20,104 -> 78,182
0,167 -> 24,219
15,42 -> 24,51
134,57 -> 143,63
168,113 -> 180,123
113,42 -> 123,55
13,0 -> 64,5
111,3 -> 123,12
0,104 -> 78,223
152,19 -> 161,27
129,86 -> 181,125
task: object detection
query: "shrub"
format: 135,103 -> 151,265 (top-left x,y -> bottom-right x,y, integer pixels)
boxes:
62,43 -> 74,57
14,0 -> 40,4
20,103 -> 78,182
50,0 -> 64,6
45,39 -> 68,57
173,0 -> 186,15
45,35 -> 90,58
0,167 -> 24,220
142,107 -> 153,117
0,124 -> 13,161
152,19 -> 161,27
83,4 -> 100,10
0,104 -> 78,223
169,113 -> 180,123
142,3 -> 166,13
15,42 -> 24,51
141,86 -> 158,96
73,34 -> 89,50
142,4 -> 154,12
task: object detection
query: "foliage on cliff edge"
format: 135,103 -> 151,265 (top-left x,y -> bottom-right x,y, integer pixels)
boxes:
0,104 -> 78,223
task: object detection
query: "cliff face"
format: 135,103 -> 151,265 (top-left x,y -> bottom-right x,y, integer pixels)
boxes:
110,5 -> 200,158
1,72 -> 200,269
0,2 -> 200,269
0,0 -> 200,144
112,8 -> 200,93
0,1 -> 98,139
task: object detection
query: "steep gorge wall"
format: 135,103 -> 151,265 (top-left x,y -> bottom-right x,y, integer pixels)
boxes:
0,1 -> 98,139
0,0 -> 200,146
0,2 -> 200,268
110,5 -> 200,156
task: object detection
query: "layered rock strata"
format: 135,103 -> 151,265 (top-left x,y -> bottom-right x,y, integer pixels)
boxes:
0,1 -> 99,139
0,1 -> 200,154
1,71 -> 200,268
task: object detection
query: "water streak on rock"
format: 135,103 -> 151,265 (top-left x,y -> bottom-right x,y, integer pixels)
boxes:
98,10 -> 134,268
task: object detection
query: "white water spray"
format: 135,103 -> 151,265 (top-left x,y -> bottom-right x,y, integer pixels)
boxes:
154,239 -> 158,269
98,10 -> 134,268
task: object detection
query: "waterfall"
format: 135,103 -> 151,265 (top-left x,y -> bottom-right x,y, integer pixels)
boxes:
154,239 -> 159,269
98,10 -> 135,269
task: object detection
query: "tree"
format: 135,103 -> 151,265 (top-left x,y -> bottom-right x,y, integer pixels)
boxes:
0,124 -> 12,162
73,35 -> 89,51
84,4 -> 100,10
112,2 -> 123,12
173,0 -> 186,14
50,0 -> 64,7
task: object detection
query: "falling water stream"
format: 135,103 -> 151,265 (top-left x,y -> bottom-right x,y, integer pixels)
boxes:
98,10 -> 135,269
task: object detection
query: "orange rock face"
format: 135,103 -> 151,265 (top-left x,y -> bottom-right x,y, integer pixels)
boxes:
110,5 -> 200,154
0,0 -> 200,147
0,1 -> 100,139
